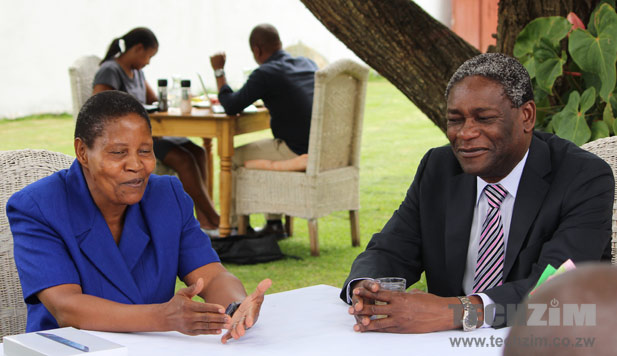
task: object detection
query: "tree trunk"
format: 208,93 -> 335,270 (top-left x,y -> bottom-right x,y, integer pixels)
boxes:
301,0 -> 602,132
496,0 -> 598,55
300,0 -> 479,133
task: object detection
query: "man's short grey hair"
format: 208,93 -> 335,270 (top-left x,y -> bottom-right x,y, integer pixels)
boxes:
445,53 -> 534,108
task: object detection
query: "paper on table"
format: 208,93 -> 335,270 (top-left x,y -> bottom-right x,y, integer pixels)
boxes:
76,285 -> 508,356
3,327 -> 126,356
529,259 -> 576,296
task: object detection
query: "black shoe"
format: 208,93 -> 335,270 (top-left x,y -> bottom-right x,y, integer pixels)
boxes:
254,220 -> 288,240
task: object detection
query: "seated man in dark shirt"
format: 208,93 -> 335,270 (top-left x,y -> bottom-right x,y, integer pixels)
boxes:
210,23 -> 318,235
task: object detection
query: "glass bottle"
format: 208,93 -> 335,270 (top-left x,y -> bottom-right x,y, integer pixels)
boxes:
169,75 -> 181,109
180,80 -> 192,114
157,79 -> 168,112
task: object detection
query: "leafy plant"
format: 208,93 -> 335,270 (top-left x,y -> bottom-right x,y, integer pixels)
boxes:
513,0 -> 617,145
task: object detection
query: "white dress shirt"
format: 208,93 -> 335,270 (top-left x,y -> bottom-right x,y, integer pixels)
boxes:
463,150 -> 529,327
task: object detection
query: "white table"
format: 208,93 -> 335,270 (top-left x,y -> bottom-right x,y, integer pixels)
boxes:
2,285 -> 508,355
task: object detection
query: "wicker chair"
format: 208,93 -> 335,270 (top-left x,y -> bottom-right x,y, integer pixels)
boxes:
581,136 -> 617,265
235,59 -> 369,256
284,41 -> 329,69
0,149 -> 74,339
68,55 -> 101,121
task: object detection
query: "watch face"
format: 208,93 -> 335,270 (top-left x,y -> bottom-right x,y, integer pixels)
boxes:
464,309 -> 478,329
464,318 -> 475,329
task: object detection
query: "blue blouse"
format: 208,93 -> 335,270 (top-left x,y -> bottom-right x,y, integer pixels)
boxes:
6,160 -> 220,331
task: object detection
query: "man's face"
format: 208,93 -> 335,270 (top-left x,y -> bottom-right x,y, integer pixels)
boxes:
446,75 -> 535,183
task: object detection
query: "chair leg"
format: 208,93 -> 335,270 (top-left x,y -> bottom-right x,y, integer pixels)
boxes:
238,215 -> 249,235
350,210 -> 360,247
308,218 -> 319,256
202,138 -> 214,198
284,215 -> 293,237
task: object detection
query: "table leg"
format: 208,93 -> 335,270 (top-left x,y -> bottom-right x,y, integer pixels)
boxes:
202,138 -> 214,198
217,121 -> 235,237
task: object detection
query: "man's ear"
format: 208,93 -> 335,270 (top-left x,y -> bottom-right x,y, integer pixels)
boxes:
520,100 -> 536,133
252,45 -> 262,58
74,138 -> 88,167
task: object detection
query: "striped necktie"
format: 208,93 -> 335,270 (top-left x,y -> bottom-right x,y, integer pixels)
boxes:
473,183 -> 508,293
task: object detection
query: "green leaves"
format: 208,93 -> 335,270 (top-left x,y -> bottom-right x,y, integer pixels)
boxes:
569,3 -> 617,101
514,16 -> 571,92
513,2 -> 617,145
592,120 -> 610,140
580,86 -> 597,113
514,16 -> 571,58
552,88 -> 595,145
536,48 -> 567,93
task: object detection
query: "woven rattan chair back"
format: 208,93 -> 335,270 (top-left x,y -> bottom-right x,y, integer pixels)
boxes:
284,41 -> 329,69
582,136 -> 617,264
306,59 -> 368,177
0,149 -> 73,339
68,55 -> 101,120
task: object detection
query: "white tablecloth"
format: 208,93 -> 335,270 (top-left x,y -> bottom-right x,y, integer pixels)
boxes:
2,285 -> 509,355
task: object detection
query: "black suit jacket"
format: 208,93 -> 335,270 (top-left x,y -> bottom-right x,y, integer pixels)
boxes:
342,132 -> 614,309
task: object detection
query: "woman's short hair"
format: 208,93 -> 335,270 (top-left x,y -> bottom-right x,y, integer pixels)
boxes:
75,91 -> 151,148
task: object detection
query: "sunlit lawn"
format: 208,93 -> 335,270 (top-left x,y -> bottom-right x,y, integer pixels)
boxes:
0,78 -> 448,295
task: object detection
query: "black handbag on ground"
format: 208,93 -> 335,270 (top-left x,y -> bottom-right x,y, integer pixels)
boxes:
210,234 -> 285,264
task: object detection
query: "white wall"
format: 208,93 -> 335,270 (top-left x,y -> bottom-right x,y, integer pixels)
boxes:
0,0 -> 449,118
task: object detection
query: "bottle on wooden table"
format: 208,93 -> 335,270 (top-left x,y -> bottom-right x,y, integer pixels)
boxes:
168,75 -> 181,109
180,80 -> 192,114
157,79 -> 168,112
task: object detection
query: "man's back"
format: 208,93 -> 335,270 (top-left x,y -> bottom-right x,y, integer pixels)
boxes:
218,50 -> 317,155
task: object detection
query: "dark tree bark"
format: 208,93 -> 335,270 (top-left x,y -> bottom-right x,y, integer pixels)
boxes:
300,0 -> 602,132
300,0 -> 479,133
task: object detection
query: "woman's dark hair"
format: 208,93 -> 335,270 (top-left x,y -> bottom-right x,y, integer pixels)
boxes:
100,27 -> 158,64
75,91 -> 151,148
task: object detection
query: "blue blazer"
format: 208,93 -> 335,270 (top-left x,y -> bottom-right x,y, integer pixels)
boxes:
7,160 -> 220,331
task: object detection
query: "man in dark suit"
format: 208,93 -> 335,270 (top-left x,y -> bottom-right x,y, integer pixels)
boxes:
343,53 -> 614,333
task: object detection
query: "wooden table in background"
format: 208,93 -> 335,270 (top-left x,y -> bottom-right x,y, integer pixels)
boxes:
150,108 -> 270,237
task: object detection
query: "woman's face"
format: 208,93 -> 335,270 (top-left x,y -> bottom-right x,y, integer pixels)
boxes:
132,44 -> 158,70
77,113 -> 155,209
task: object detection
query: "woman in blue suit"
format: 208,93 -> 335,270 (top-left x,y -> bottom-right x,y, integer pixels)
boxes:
7,91 -> 269,344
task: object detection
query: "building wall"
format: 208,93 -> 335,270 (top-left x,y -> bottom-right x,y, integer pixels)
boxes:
451,0 -> 499,52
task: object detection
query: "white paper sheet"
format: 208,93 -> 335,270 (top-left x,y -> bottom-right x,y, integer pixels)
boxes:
2,285 -> 509,356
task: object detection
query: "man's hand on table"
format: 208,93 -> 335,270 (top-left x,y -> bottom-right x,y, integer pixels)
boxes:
349,280 -> 482,333
222,278 -> 272,344
210,52 -> 226,70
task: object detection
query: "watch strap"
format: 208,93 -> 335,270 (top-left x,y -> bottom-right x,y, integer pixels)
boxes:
225,301 -> 242,317
214,68 -> 225,78
457,296 -> 477,332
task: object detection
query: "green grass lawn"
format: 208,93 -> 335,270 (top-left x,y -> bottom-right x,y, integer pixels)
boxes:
0,78 -> 448,295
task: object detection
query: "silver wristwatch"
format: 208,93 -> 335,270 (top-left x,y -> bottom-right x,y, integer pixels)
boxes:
214,68 -> 225,78
457,296 -> 478,332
